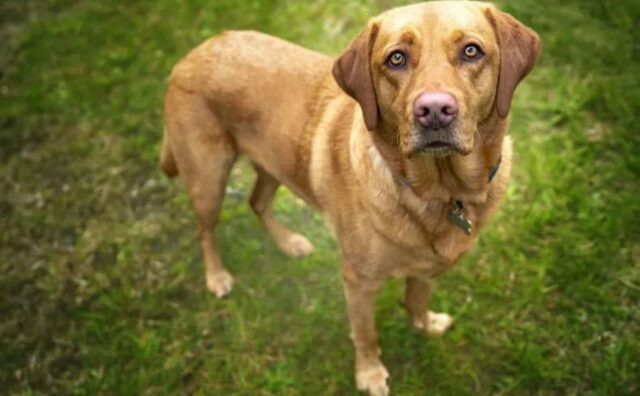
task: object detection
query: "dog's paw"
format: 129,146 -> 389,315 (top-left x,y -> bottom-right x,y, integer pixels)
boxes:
279,233 -> 314,258
206,269 -> 234,298
426,311 -> 453,336
356,365 -> 389,396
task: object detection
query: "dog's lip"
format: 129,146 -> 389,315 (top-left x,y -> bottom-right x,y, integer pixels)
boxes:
407,125 -> 470,157
409,139 -> 458,156
423,141 -> 453,149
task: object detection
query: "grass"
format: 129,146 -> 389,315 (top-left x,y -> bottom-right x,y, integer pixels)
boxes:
1,0 -> 638,395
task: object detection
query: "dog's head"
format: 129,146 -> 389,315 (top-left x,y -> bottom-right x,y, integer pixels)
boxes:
333,1 -> 540,157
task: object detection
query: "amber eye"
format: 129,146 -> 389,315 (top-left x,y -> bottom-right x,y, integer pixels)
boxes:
386,51 -> 407,68
462,44 -> 483,60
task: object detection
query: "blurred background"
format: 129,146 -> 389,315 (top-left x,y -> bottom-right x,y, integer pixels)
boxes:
1,0 -> 638,394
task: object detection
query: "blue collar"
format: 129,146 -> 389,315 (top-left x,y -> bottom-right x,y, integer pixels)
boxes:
394,157 -> 502,190
452,157 -> 501,235
488,157 -> 502,183
392,157 -> 502,236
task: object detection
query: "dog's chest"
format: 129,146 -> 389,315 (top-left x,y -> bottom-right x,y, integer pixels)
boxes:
363,200 -> 481,279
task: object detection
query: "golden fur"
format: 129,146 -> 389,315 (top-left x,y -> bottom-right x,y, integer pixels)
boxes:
161,2 -> 540,394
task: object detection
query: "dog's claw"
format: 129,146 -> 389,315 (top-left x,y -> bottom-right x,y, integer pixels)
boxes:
206,270 -> 234,298
356,365 -> 389,396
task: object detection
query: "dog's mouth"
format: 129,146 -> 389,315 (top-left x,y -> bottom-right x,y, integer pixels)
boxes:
423,141 -> 454,150
407,126 -> 464,157
414,141 -> 456,156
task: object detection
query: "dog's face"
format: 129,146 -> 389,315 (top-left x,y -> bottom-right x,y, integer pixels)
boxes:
333,1 -> 540,157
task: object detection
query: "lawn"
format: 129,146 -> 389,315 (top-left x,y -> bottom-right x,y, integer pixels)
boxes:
1,0 -> 638,395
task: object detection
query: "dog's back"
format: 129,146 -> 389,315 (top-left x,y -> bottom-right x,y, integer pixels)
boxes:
170,31 -> 333,128
163,31 -> 339,200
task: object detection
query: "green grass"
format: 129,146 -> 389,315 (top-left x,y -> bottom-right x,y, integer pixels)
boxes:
1,0 -> 638,395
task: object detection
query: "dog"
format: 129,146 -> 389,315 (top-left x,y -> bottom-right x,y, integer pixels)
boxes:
160,2 -> 540,394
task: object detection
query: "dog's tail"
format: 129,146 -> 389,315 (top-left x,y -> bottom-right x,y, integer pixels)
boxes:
160,128 -> 178,178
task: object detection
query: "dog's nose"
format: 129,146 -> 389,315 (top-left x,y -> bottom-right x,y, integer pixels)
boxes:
413,91 -> 458,128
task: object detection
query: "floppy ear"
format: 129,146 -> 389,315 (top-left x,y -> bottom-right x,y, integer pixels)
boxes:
486,7 -> 541,118
332,24 -> 380,130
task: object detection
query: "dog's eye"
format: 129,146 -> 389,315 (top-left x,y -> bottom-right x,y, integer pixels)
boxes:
462,44 -> 483,61
385,51 -> 407,69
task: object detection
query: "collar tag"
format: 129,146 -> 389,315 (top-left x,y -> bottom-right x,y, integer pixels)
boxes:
448,200 -> 472,235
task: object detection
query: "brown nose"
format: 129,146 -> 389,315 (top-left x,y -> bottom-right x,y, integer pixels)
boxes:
413,91 -> 458,128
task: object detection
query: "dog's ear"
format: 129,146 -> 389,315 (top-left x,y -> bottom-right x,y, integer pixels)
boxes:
332,24 -> 380,130
485,7 -> 541,118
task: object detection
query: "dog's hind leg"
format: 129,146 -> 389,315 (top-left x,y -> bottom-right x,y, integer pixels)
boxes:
249,163 -> 314,258
164,85 -> 237,297
159,128 -> 178,178
404,277 -> 453,336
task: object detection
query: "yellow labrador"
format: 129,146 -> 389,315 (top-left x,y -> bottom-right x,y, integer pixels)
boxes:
161,2 -> 540,394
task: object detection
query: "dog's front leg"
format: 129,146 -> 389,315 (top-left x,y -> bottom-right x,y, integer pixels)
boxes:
404,276 -> 453,336
342,273 -> 389,396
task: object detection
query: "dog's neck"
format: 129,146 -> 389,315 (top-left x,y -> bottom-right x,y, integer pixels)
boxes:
368,115 -> 508,204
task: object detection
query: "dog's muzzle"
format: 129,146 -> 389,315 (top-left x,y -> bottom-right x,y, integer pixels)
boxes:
408,91 -> 463,156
